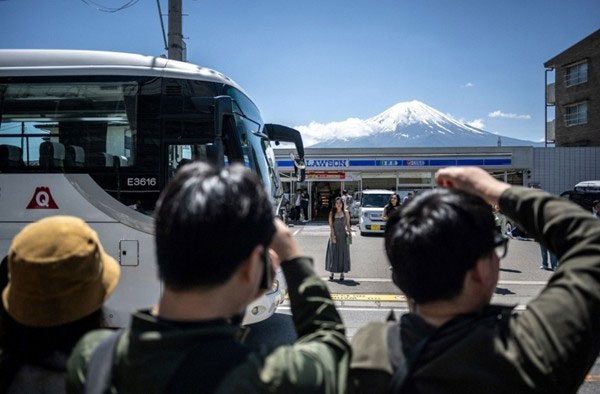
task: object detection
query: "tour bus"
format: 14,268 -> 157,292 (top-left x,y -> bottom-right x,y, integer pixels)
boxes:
0,49 -> 306,327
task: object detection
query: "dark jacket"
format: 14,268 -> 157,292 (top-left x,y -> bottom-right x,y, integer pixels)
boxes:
1,352 -> 68,394
349,186 -> 600,393
67,257 -> 350,393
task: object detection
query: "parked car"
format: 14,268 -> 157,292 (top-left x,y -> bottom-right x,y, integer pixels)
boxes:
560,180 -> 600,211
358,189 -> 394,235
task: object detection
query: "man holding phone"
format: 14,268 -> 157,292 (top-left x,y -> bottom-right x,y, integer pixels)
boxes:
67,163 -> 350,393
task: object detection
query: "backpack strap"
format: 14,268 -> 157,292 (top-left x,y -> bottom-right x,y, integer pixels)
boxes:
0,351 -> 23,392
85,329 -> 123,394
387,330 -> 431,394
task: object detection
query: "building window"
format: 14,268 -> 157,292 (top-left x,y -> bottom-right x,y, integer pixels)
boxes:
564,101 -> 588,126
564,61 -> 588,87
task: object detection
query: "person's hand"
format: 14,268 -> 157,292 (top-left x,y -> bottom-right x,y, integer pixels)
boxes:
435,166 -> 510,205
269,218 -> 301,262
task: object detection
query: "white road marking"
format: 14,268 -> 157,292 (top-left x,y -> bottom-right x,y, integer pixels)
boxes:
320,277 -> 549,285
293,229 -> 301,236
498,280 -> 548,285
277,305 -> 528,312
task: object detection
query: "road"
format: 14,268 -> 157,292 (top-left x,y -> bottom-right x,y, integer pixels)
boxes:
254,221 -> 600,393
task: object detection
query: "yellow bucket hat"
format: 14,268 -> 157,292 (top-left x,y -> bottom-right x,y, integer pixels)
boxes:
2,216 -> 120,327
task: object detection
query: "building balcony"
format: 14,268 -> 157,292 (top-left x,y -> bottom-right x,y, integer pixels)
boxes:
546,119 -> 555,142
546,83 -> 555,105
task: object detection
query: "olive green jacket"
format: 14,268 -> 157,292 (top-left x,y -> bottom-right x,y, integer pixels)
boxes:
350,187 -> 600,393
67,257 -> 349,393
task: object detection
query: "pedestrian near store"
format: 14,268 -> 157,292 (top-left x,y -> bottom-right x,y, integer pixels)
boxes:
68,163 -> 349,394
382,193 -> 401,221
326,197 -> 352,281
294,189 -> 302,221
593,200 -> 600,218
349,166 -> 600,393
301,189 -> 310,222
341,190 -> 353,212
540,243 -> 558,271
0,216 -> 120,393
401,192 -> 414,206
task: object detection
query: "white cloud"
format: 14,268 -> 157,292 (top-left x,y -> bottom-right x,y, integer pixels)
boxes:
457,117 -> 485,130
488,110 -> 531,120
467,118 -> 485,129
461,82 -> 475,88
295,118 -> 374,146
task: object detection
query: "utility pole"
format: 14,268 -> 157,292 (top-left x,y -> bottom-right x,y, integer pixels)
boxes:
168,0 -> 183,61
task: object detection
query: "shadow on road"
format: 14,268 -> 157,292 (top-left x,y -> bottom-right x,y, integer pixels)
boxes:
499,268 -> 522,273
495,287 -> 516,295
244,313 -> 297,350
336,279 -> 360,286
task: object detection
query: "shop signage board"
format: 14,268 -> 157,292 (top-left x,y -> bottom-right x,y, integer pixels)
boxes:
277,157 -> 512,169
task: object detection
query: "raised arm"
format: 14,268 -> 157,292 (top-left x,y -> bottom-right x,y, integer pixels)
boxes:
345,211 -> 352,240
260,219 -> 349,393
329,211 -> 336,244
436,166 -> 600,392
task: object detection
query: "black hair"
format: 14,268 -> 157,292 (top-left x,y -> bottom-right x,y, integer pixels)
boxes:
155,162 -> 275,290
329,197 -> 345,219
385,189 -> 496,304
384,193 -> 401,217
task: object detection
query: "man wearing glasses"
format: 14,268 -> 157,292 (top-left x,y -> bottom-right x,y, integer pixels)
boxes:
349,167 -> 600,393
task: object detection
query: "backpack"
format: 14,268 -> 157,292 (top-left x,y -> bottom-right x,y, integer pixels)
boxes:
349,316 -> 432,394
85,329 -> 250,394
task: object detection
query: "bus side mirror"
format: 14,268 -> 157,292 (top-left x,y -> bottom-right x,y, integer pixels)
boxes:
264,123 -> 306,182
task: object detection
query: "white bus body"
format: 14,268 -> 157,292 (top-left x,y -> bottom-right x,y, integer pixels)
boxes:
0,50 -> 305,326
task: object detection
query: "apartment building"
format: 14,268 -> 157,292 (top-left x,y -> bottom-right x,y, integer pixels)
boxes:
545,29 -> 600,147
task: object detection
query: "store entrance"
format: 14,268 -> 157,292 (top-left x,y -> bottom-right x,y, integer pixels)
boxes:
311,181 -> 342,221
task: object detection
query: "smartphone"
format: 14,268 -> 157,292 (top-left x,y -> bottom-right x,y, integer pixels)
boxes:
259,247 -> 273,290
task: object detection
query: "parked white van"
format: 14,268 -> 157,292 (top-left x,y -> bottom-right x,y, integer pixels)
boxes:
358,189 -> 394,235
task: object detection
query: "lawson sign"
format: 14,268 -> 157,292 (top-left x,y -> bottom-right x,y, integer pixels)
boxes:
305,159 -> 349,168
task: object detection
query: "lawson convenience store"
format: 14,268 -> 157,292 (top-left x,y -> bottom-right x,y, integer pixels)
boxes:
275,146 -> 532,220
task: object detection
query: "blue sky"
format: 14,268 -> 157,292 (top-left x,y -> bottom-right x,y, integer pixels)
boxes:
1,0 -> 599,142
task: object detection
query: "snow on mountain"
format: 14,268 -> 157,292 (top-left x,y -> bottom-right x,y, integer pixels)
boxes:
296,100 -> 539,148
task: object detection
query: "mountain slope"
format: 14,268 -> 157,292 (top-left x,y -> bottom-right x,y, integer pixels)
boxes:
301,100 -> 539,148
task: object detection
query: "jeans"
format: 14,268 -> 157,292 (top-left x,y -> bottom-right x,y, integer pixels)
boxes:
540,244 -> 558,270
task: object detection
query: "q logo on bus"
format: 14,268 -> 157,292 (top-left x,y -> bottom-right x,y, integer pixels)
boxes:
26,187 -> 59,209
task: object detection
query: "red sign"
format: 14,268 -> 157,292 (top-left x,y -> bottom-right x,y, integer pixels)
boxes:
26,187 -> 59,209
306,171 -> 346,180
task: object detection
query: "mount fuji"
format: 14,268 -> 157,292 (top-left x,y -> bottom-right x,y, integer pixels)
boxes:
298,101 -> 539,148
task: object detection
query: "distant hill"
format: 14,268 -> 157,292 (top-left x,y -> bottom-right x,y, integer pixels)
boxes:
299,100 -> 540,148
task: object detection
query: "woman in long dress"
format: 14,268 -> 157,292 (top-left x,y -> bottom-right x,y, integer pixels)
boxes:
326,197 -> 352,281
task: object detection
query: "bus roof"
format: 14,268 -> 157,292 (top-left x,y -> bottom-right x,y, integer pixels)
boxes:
0,49 -> 244,91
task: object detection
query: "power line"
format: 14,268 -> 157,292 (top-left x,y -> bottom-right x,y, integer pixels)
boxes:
156,0 -> 168,53
79,0 -> 140,13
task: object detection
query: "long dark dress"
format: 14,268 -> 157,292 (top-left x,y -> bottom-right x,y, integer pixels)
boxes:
326,215 -> 351,273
